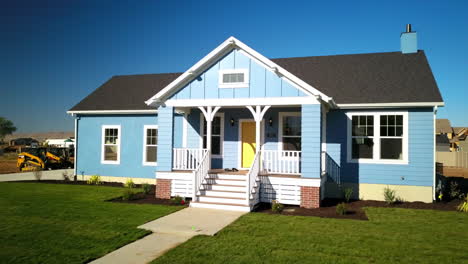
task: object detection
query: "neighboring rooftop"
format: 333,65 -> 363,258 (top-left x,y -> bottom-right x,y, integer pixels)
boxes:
436,119 -> 452,134
70,51 -> 443,111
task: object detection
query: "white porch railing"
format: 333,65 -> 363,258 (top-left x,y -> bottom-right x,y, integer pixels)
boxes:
192,150 -> 210,202
247,151 -> 261,205
261,150 -> 301,174
173,148 -> 208,170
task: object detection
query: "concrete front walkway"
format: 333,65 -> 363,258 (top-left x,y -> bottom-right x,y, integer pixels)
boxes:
91,207 -> 246,264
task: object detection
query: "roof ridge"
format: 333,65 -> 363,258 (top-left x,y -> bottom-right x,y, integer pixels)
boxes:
271,50 -> 424,61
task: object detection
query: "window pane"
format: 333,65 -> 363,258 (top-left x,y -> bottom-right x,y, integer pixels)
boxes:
380,126 -> 387,137
352,138 -> 373,159
396,115 -> 403,126
223,73 -> 244,83
388,115 -> 395,126
146,146 -> 157,162
202,135 -> 207,149
396,126 -> 403,137
212,117 -> 221,135
380,115 -> 387,126
352,116 -> 358,126
283,137 -> 301,151
212,136 -> 221,155
352,115 -> 373,136
146,129 -> 157,145
283,116 -> 301,136
104,146 -> 118,161
381,138 -> 402,160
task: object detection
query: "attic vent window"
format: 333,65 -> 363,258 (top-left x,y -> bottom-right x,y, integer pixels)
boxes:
219,69 -> 249,88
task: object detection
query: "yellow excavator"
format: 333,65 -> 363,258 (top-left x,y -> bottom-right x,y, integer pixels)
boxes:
17,147 -> 73,172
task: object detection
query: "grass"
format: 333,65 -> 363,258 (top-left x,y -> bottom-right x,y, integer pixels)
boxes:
153,207 -> 468,264
0,182 -> 181,264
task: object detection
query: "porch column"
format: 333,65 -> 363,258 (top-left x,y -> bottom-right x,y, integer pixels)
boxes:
246,105 -> 271,153
198,106 -> 221,165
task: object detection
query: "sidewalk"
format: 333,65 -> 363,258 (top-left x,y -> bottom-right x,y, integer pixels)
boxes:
0,169 -> 73,182
91,207 -> 246,264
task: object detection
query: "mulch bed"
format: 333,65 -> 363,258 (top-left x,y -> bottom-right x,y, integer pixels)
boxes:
254,199 -> 463,221
108,193 -> 189,207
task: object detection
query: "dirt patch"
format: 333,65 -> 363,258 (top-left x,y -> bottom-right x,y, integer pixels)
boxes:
0,160 -> 18,174
254,199 -> 462,220
108,193 -> 189,206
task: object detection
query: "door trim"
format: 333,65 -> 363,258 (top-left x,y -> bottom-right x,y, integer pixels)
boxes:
237,119 -> 264,169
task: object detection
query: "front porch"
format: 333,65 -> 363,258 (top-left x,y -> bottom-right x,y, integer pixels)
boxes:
156,103 -> 323,211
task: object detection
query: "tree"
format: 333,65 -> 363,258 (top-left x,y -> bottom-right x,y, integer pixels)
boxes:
0,117 -> 16,143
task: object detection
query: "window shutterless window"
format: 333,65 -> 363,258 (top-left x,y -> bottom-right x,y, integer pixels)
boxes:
218,69 -> 249,88
101,125 -> 120,164
143,125 -> 158,166
347,112 -> 408,164
279,112 -> 301,152
201,114 -> 224,157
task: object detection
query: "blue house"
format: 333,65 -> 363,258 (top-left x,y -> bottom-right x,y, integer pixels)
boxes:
69,26 -> 444,211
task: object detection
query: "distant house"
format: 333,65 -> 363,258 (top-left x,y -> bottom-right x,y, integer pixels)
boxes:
45,138 -> 75,148
9,138 -> 39,147
436,134 -> 450,152
436,119 -> 453,138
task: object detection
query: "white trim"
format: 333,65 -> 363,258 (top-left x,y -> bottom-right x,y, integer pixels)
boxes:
237,119 -> 264,169
218,68 -> 249,88
142,125 -> 158,166
67,110 -> 157,115
278,112 -> 301,152
145,36 -> 333,106
346,111 -> 409,165
101,125 -> 121,165
321,105 -> 328,174
200,112 -> 224,159
156,171 -> 193,180
182,113 -> 188,148
433,106 -> 437,201
73,117 -> 78,176
165,96 -> 319,107
338,102 -> 445,109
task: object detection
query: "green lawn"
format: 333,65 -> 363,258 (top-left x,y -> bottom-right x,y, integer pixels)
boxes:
153,207 -> 468,264
0,182 -> 181,264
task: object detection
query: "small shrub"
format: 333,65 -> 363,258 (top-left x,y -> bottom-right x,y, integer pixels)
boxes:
171,195 -> 185,205
62,171 -> 70,181
336,202 -> 347,215
449,181 -> 462,200
458,195 -> 468,213
271,200 -> 284,213
122,189 -> 137,201
383,186 -> 397,204
343,187 -> 353,203
33,168 -> 42,181
87,175 -> 101,185
142,183 -> 152,195
124,178 -> 135,189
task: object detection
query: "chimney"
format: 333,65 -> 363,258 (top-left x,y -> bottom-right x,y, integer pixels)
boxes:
400,24 -> 418,54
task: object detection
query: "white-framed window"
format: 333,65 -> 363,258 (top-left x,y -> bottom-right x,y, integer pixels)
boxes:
101,125 -> 121,164
218,69 -> 249,88
142,125 -> 158,166
346,111 -> 408,164
278,112 -> 301,151
200,113 -> 224,158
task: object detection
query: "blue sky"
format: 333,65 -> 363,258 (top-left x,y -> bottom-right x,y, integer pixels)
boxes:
1,0 -> 467,133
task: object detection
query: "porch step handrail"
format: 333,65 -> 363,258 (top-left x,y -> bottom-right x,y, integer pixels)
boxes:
192,149 -> 210,202
247,151 -> 261,205
261,150 -> 301,174
173,148 -> 207,170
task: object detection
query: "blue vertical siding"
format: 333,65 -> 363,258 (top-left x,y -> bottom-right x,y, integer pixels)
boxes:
326,108 -> 434,186
301,104 -> 322,178
76,114 -> 157,179
169,49 -> 305,100
157,106 -> 174,172
173,114 -> 183,148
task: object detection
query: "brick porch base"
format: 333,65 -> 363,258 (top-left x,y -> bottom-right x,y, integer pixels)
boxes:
300,186 -> 320,208
155,179 -> 171,199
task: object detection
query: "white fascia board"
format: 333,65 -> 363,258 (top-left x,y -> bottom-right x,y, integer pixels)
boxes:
337,102 -> 445,109
145,36 -> 335,107
67,110 -> 158,115
165,96 -> 320,107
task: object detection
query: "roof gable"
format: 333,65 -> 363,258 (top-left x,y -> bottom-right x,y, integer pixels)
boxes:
145,37 -> 332,106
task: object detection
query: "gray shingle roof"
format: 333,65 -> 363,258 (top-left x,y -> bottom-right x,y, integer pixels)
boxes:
69,50 -> 443,111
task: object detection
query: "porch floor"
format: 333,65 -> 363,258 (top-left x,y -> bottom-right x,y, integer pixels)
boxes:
208,169 -> 248,175
258,173 -> 301,178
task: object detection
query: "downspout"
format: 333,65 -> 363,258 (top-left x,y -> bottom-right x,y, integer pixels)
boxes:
433,106 -> 437,201
74,116 -> 80,178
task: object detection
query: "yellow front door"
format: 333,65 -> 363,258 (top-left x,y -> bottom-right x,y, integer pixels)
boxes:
241,121 -> 256,168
